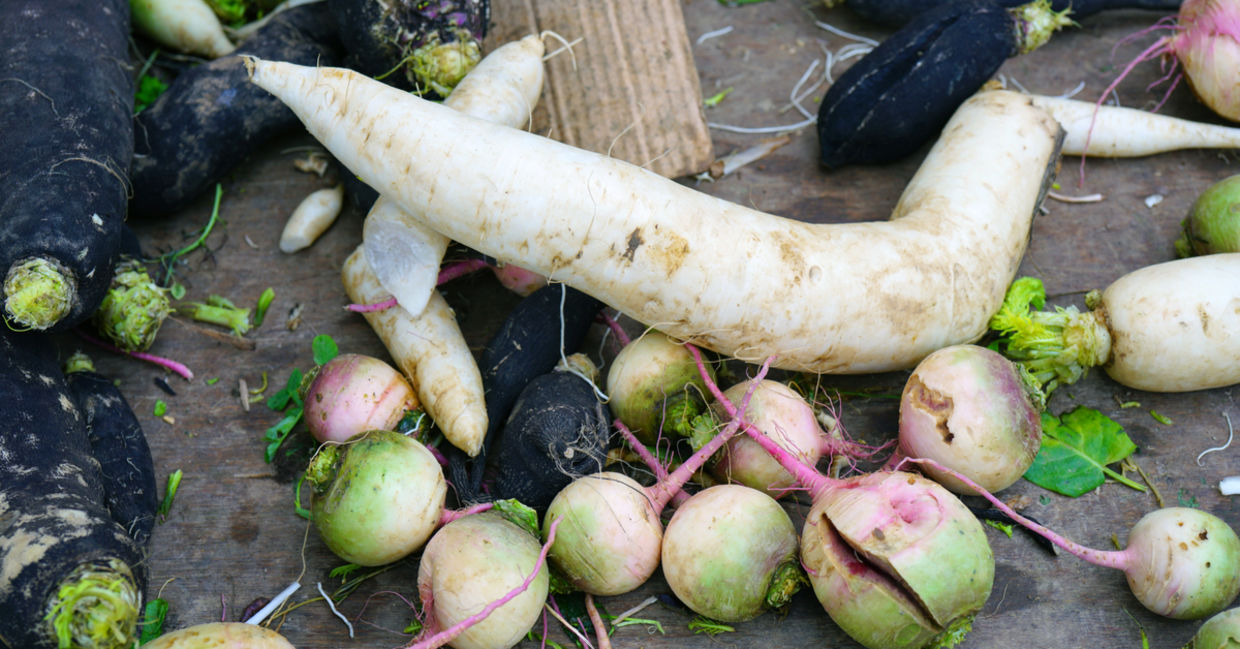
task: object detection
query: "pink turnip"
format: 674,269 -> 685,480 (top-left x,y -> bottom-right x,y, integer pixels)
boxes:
660,484 -> 803,623
905,457 -> 1240,620
895,344 -> 1042,494
302,353 -> 419,443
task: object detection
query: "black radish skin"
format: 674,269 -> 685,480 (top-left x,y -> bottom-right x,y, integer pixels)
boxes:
129,3 -> 343,219
833,0 -> 1182,27
328,0 -> 491,96
491,368 -> 612,510
817,0 -> 1066,169
445,284 -> 604,503
0,328 -> 145,649
0,0 -> 132,332
66,361 -> 159,550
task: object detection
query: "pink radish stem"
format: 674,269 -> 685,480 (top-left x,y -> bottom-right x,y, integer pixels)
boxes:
438,503 -> 494,527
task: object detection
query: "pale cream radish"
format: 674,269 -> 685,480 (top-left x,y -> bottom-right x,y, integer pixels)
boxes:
141,622 -> 294,649
131,0 -> 236,59
1029,94 -> 1240,156
362,34 -> 546,316
245,58 -> 1063,374
342,246 -> 487,456
279,183 -> 344,253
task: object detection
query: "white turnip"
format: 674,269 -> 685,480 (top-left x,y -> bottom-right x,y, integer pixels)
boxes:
990,254 -> 1240,394
142,622 -> 294,649
605,330 -> 714,445
244,56 -> 1064,374
895,344 -> 1042,494
905,457 -> 1240,620
660,484 -> 803,623
415,505 -> 551,649
301,352 -> 419,444
541,360 -> 772,596
305,429 -> 447,566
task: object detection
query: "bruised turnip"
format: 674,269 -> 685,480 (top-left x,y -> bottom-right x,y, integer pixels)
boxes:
896,344 -> 1042,494
906,457 -> 1240,620
542,360 -> 773,596
416,503 -> 550,649
660,484 -> 803,623
605,330 -> 714,444
302,353 -> 419,444
306,429 -> 446,566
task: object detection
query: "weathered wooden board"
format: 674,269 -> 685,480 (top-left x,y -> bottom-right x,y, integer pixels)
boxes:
70,2 -> 1240,649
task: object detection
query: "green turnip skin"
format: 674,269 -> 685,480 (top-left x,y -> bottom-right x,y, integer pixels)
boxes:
896,344 -> 1041,494
417,509 -> 550,649
1186,607 -> 1240,648
660,484 -> 803,623
306,430 -> 447,566
302,353 -> 419,444
907,458 -> 1240,620
543,360 -> 772,596
1178,174 -> 1240,256
605,330 -> 714,445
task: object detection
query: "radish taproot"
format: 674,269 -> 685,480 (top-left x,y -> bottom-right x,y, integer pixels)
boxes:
129,2 -> 343,219
342,246 -> 487,457
131,0 -> 236,58
1028,93 -> 1240,156
305,429 -> 447,566
905,457 -> 1240,620
1177,173 -> 1240,256
362,33 -> 546,315
0,328 -> 144,649
329,0 -> 490,97
0,0 -> 133,331
816,0 -> 1070,168
64,353 -> 159,550
541,360 -> 772,597
243,58 -> 1064,375
989,255 -> 1240,394
300,352 -> 420,444
279,183 -> 345,253
489,356 -> 611,511
894,344 -> 1042,494
415,502 -> 551,649
660,484 -> 804,623
605,330 -> 715,445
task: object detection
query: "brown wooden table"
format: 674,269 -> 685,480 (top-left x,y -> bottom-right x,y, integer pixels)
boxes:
91,2 -> 1238,648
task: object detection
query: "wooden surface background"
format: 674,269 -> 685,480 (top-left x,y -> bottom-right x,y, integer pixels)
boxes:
83,1 -> 1239,648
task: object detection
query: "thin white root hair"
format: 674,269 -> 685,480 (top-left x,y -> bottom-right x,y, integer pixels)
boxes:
243,582 -> 301,625
316,582 -> 354,638
1197,413 -> 1235,466
696,25 -> 734,45
540,31 -> 582,70
813,20 -> 880,47
1048,190 -> 1105,203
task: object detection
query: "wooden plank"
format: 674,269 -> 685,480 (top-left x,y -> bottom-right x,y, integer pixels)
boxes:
488,0 -> 714,178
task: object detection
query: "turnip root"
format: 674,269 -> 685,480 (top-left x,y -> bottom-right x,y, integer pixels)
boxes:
1178,173 -> 1240,256
244,56 -> 1064,374
660,484 -> 803,623
141,622 -> 294,649
605,330 -> 714,445
895,344 -> 1042,494
990,255 -> 1240,393
362,34 -> 545,315
416,506 -> 550,649
905,457 -> 1240,620
305,430 -> 447,566
302,352 -> 419,444
542,360 -> 772,596
342,246 -> 487,456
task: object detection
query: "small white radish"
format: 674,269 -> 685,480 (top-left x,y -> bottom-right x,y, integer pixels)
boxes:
1029,93 -> 1240,156
992,254 -> 1240,393
279,183 -> 344,253
131,0 -> 236,59
243,57 -> 1063,374
342,246 -> 487,456
141,622 -> 294,649
362,34 -> 546,315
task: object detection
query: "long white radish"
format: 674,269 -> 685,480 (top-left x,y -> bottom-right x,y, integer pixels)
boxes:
245,58 -> 1063,373
342,245 -> 487,456
363,34 -> 546,315
1029,94 -> 1240,156
131,0 -> 236,59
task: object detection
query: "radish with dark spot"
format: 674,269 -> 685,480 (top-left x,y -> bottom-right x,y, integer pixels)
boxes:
301,352 -> 419,444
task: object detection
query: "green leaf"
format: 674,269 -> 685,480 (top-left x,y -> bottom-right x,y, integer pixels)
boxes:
138,597 -> 168,644
1023,406 -> 1145,497
312,334 -> 338,366
266,368 -> 304,411
263,405 -> 302,463
153,400 -> 167,417
157,469 -> 183,521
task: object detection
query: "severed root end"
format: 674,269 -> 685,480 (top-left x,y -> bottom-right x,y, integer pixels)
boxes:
45,559 -> 140,649
764,560 -> 808,611
409,31 -> 483,97
93,260 -> 171,352
1010,0 -> 1075,55
3,257 -> 74,330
